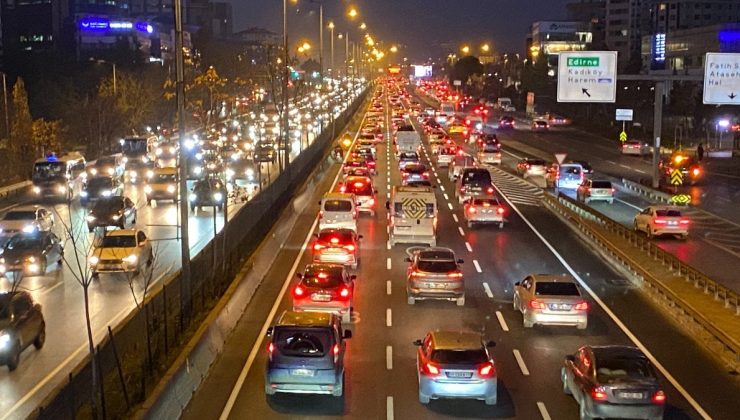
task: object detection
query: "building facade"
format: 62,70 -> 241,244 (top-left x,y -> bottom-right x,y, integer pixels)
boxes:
528,21 -> 593,71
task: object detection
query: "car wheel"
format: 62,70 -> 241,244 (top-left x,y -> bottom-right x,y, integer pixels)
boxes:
332,372 -> 344,397
576,322 -> 588,330
467,221 -> 473,229
7,342 -> 20,371
88,227 -> 94,233
407,295 -> 416,305
561,369 -> 572,395
456,296 -> 465,306
523,318 -> 534,328
34,323 -> 46,349
485,395 -> 497,406
418,392 -> 430,404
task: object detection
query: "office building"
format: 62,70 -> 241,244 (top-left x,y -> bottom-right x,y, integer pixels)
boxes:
528,21 -> 593,71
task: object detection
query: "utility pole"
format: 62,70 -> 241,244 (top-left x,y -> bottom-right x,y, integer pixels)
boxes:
1,73 -> 9,139
174,0 -> 191,321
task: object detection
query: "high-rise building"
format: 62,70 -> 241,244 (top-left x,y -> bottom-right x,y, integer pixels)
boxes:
528,21 -> 593,71
567,0 -> 607,49
605,0 -> 648,71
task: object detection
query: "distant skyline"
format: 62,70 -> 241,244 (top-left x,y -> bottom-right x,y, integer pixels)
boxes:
226,0 -> 571,61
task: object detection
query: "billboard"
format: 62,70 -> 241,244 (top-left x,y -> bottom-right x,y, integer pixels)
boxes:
414,65 -> 433,78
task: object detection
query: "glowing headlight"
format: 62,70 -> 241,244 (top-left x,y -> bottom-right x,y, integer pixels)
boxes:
101,190 -> 112,197
246,168 -> 255,177
147,170 -> 154,179
169,147 -> 176,154
22,225 -> 36,233
231,154 -> 240,161
144,185 -> 153,194
129,170 -> 138,178
185,139 -> 195,150
33,186 -> 41,194
86,215 -> 96,222
225,169 -> 235,179
194,166 -> 203,174
122,157 -> 128,163
189,193 -> 197,202
26,256 -> 36,263
156,148 -> 163,156
89,168 -> 98,176
166,185 -> 176,193
80,190 -> 88,197
141,157 -> 149,163
0,333 -> 11,348
27,263 -> 40,273
112,215 -> 120,221
107,168 -> 115,175
213,192 -> 223,202
58,185 -> 67,193
88,255 -> 99,265
122,254 -> 137,264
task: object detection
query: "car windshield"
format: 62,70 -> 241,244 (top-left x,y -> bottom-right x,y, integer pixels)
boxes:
528,160 -> 546,166
561,166 -> 581,175
96,157 -> 117,166
88,177 -> 113,189
100,235 -> 136,248
152,174 -> 177,183
596,356 -> 656,382
656,209 -> 681,217
417,260 -> 457,272
5,236 -> 43,250
274,329 -> 331,358
324,200 -> 352,212
3,211 -> 35,221
431,349 -> 488,364
483,144 -> 499,152
405,165 -> 426,174
462,170 -> 491,184
591,181 -> 612,189
400,153 -> 418,160
472,199 -> 499,206
534,282 -> 580,296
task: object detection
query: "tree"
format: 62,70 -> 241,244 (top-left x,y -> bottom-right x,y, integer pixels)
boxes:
448,56 -> 483,92
10,78 -> 34,177
31,118 -> 64,157
190,66 -> 228,125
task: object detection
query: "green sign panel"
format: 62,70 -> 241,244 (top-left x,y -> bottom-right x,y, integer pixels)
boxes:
567,57 -> 600,67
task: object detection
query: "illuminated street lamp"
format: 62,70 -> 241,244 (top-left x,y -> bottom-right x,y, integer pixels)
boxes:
328,21 -> 335,79
481,43 -> 490,53
390,45 -> 398,53
461,45 -> 470,54
348,7 -> 358,18
360,22 -> 367,30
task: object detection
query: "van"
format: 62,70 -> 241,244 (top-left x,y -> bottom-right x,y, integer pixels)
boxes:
319,193 -> 357,232
546,163 -> 584,189
387,186 -> 438,247
455,168 -> 495,203
264,311 -> 352,397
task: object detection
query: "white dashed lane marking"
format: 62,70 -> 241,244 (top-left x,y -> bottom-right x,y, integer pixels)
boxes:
473,259 -> 482,273
537,402 -> 551,420
458,226 -> 465,236
386,346 -> 393,370
513,349 -> 530,375
452,214 -> 459,223
386,280 -> 392,295
465,241 -> 473,252
483,282 -> 494,298
386,308 -> 392,327
496,311 -> 509,332
386,257 -> 392,270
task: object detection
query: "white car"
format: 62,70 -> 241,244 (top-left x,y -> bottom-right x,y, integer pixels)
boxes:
0,206 -> 54,239
633,206 -> 689,239
621,140 -> 650,156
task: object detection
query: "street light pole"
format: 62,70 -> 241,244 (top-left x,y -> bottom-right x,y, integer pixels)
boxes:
112,63 -> 117,96
345,32 -> 349,78
318,3 -> 323,83
174,0 -> 192,322
328,22 -> 335,80
1,73 -> 9,139
282,0 -> 290,172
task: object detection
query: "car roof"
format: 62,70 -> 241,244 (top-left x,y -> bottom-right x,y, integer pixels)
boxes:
323,192 -> 353,200
105,229 -> 138,237
8,205 -> 45,213
431,331 -> 483,350
531,274 -> 576,284
418,247 -> 455,260
277,310 -> 334,327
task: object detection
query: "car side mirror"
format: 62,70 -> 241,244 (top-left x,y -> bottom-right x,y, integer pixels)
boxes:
385,201 -> 390,210
343,330 -> 352,339
413,339 -> 423,346
514,281 -> 520,286
358,235 -> 363,239
404,257 -> 412,263
565,354 -> 575,363
486,340 -> 496,348
296,273 -> 303,279
374,189 -> 378,194
457,259 -> 464,264
266,327 -> 273,337
350,274 -> 357,280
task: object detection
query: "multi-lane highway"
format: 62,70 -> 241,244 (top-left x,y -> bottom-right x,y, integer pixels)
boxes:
0,83 -> 363,419
179,80 -> 739,420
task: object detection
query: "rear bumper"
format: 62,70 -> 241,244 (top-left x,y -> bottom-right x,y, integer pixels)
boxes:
420,377 -> 497,401
588,400 -> 664,419
408,285 -> 464,301
466,214 -> 504,224
319,221 -> 357,232
314,252 -> 357,266
652,227 -> 688,236
524,310 -> 587,327
265,369 -> 342,395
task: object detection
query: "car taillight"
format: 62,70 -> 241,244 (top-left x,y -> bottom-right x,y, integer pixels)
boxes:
330,237 -> 340,244
402,172 -> 409,178
410,271 -> 424,278
591,386 -> 608,401
529,300 -> 546,310
457,150 -> 465,156
497,206 -> 505,215
487,187 -> 494,194
333,343 -> 341,364
423,172 -> 429,178
692,168 -> 700,176
654,218 -> 668,224
679,218 -> 690,225
313,243 -> 325,251
422,362 -> 440,376
340,185 -> 347,193
339,287 -> 351,298
368,198 -> 375,206
447,272 -> 463,278
468,206 -> 477,214
478,362 -> 495,378
267,342 -> 275,361
344,244 -> 355,252
574,301 -> 589,311
293,285 -> 305,297
652,390 -> 666,404
319,210 -> 323,219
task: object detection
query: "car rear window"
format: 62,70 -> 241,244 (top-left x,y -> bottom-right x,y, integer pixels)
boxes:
591,181 -> 612,189
482,144 -> 499,152
302,267 -> 344,288
534,282 -> 580,296
656,209 -> 681,217
431,349 -> 487,364
318,230 -> 353,243
462,169 -> 491,185
472,198 -> 499,206
417,260 -> 457,273
346,181 -> 372,195
528,160 -> 546,166
3,211 -> 35,221
274,329 -> 332,358
561,166 -> 582,175
400,153 -> 418,160
323,200 -> 352,212
596,356 -> 656,382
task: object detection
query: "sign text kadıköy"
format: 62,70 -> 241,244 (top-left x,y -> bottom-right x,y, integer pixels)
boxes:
558,51 -> 617,103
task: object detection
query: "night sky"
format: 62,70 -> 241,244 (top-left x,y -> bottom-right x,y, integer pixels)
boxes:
226,0 -> 570,62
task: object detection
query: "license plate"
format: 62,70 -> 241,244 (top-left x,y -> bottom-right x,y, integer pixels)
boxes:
549,303 -> 572,311
430,282 -> 445,289
619,392 -> 644,399
291,368 -> 315,377
446,371 -> 473,378
668,221 -> 677,225
312,294 -> 331,302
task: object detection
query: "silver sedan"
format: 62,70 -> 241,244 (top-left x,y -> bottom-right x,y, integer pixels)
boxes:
513,274 -> 589,329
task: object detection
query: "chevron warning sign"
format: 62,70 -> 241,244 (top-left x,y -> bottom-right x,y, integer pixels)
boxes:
670,169 -> 683,186
619,131 -> 627,142
402,198 -> 427,219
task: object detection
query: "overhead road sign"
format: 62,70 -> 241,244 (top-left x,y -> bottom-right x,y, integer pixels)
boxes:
670,169 -> 683,186
615,108 -> 633,121
557,51 -> 617,103
453,80 -> 462,86
703,53 -> 740,105
619,131 -> 627,142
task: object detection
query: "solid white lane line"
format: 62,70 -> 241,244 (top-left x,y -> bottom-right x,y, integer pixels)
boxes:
387,396 -> 394,420
458,226 -> 465,236
448,203 -> 453,210
483,282 -> 494,298
634,168 -> 647,174
452,214 -> 459,223
386,308 -> 392,327
386,280 -> 392,295
495,311 -> 510,332
465,241 -> 473,252
386,346 -> 393,370
491,180 -> 712,420
537,402 -> 552,420
473,259 -> 482,273
615,197 -> 643,211
619,164 -> 632,169
387,257 -> 392,270
513,349 -> 530,376
443,193 -> 449,200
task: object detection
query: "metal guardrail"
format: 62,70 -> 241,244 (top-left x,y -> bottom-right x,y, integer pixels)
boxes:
0,180 -> 31,201
620,178 -> 672,204
543,192 -> 740,369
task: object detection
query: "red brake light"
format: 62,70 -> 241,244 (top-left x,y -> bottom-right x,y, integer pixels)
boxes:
422,362 -> 440,376
468,206 -> 477,214
330,237 -> 340,244
354,182 -> 364,188
497,206 -> 505,215
591,386 -> 608,401
333,343 -> 341,363
339,287 -> 351,298
410,271 -> 424,277
423,172 -> 429,178
340,186 -> 347,193
318,272 -> 328,279
268,342 -> 275,361
447,272 -> 463,278
654,218 -> 668,224
679,219 -> 690,225
487,187 -> 494,194
652,390 -> 666,404
313,243 -> 324,251
692,168 -> 700,176
478,362 -> 495,377
344,244 -> 356,252
293,285 -> 305,297
529,300 -> 546,310
574,301 -> 589,311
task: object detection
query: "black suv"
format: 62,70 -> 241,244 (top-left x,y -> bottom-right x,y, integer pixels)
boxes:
0,291 -> 45,371
87,196 -> 137,232
80,176 -> 124,206
189,178 -> 226,212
